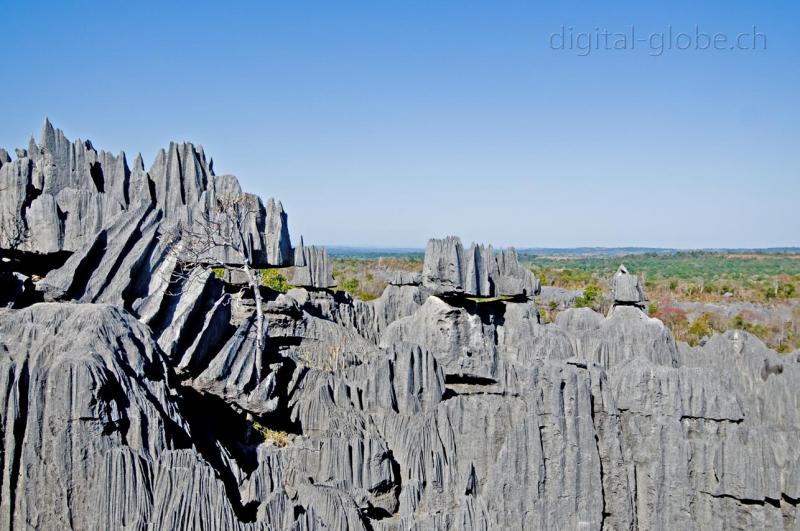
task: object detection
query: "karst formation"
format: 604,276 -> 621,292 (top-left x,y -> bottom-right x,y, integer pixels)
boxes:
1,122 -> 799,530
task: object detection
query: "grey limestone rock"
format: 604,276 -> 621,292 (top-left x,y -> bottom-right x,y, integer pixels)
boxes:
192,315 -> 279,414
128,153 -> 155,206
381,296 -> 499,380
1,120 -> 292,266
291,242 -> 335,289
555,306 -> 606,332
38,203 -> 161,304
572,305 -> 680,369
422,236 -> 539,298
0,157 -> 31,249
0,303 -> 254,530
266,198 -> 292,266
538,285 -> 581,309
422,235 -> 464,293
389,270 -> 421,286
0,272 -> 32,307
4,123 -> 800,531
611,264 -> 647,306
494,247 -> 540,296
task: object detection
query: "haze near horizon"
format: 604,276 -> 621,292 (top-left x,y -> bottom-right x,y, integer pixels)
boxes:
0,1 -> 797,248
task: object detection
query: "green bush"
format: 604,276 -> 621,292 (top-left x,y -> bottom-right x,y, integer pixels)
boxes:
730,313 -> 769,340
261,269 -> 290,293
778,282 -> 796,298
668,280 -> 679,290
539,308 -> 551,324
687,313 -> 717,345
339,277 -> 360,294
251,421 -> 291,447
762,281 -> 795,300
575,283 -> 602,309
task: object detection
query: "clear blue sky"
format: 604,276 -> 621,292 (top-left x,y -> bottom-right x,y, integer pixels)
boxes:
1,1 -> 797,248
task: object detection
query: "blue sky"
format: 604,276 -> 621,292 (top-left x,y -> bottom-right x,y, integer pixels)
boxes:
0,1 -> 797,248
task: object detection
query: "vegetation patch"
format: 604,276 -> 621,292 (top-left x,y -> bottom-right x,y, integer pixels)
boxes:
465,295 -> 515,303
574,283 -> 603,310
326,251 -> 799,352
260,268 -> 290,293
252,421 -> 292,447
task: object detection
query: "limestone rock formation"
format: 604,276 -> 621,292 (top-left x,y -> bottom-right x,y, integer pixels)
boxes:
388,270 -> 421,286
611,264 -> 647,308
291,237 -> 336,289
0,304 -> 249,530
422,236 -> 539,298
1,119 -> 291,266
2,124 -> 799,530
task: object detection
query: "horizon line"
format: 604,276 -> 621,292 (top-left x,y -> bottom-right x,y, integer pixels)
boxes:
324,244 -> 800,252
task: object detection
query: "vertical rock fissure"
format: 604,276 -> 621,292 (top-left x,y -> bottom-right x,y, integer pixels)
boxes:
589,391 -> 608,529
7,361 -> 29,526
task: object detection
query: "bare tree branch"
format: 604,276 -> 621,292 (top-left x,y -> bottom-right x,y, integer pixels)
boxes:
0,183 -> 28,251
165,194 -> 267,380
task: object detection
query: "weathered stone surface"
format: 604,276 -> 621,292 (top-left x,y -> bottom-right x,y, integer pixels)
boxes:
538,285 -> 581,309
389,270 -> 421,286
494,247 -> 540,296
38,204 -> 161,304
0,272 -> 32,307
422,236 -> 539,298
4,123 -> 800,530
192,314 -> 278,414
265,198 -> 292,266
0,304 -> 252,530
0,157 -> 31,249
585,305 -> 680,368
381,296 -> 499,379
555,306 -> 605,332
611,264 -> 647,306
422,235 -> 464,293
1,120 -> 292,265
291,241 -> 335,289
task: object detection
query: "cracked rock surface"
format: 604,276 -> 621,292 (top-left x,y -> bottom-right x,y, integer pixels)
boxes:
1,124 -> 799,530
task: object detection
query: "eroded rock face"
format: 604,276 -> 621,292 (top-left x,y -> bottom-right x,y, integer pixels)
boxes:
422,236 -> 540,298
611,264 -> 647,307
0,304 -> 247,530
2,125 -> 799,530
1,120 -> 292,266
291,237 -> 336,289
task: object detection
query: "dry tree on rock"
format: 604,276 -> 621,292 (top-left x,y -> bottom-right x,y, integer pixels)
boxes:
165,194 -> 268,379
0,182 -> 28,253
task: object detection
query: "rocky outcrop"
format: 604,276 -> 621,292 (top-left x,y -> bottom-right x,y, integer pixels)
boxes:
0,272 -> 33,307
2,124 -> 799,530
265,198 -> 292,266
538,285 -> 581,309
388,270 -> 421,286
1,120 -> 292,266
611,264 -> 647,308
291,237 -> 335,289
0,304 -> 250,530
422,236 -> 539,298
